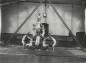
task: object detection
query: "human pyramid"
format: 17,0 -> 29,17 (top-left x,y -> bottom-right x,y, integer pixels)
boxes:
22,13 -> 56,51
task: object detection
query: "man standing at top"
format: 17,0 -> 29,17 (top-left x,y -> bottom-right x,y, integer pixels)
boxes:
35,13 -> 42,36
34,13 -> 42,49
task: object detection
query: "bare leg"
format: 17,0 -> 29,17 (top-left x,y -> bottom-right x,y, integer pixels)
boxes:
50,36 -> 56,51
35,36 -> 40,46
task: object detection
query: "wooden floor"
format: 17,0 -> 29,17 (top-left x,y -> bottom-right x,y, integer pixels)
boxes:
0,46 -> 86,63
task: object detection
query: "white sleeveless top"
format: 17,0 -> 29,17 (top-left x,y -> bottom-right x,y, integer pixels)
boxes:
36,22 -> 41,29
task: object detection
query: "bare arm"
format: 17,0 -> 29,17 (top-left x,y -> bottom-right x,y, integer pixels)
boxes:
50,36 -> 56,47
22,35 -> 27,43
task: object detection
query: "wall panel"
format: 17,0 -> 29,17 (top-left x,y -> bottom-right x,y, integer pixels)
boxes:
2,4 -> 18,33
47,4 -> 72,35
72,5 -> 85,35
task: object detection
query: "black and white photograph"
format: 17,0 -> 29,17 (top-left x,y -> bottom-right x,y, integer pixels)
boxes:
0,0 -> 86,63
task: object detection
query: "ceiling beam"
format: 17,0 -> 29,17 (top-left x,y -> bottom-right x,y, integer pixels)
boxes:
19,0 -> 81,5
1,0 -> 84,5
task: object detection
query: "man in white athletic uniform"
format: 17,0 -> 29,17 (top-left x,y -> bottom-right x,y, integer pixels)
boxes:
22,33 -> 33,49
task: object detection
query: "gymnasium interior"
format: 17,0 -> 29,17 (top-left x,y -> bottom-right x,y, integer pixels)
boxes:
0,0 -> 86,63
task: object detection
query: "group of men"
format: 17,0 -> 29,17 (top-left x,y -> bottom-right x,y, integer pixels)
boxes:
22,13 -> 56,50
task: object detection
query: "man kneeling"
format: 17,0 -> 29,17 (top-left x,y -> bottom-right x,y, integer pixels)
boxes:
22,33 -> 34,49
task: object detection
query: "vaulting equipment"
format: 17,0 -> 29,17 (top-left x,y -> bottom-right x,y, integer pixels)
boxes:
50,4 -> 84,50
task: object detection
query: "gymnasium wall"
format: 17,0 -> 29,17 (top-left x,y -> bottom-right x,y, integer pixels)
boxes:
1,3 -> 85,36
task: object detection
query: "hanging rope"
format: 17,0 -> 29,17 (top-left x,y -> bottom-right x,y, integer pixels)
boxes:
47,0 -> 84,50
43,0 -> 47,23
7,2 -> 42,44
45,0 -> 47,13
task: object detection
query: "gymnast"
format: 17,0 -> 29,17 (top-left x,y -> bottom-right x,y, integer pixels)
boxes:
22,33 -> 33,49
